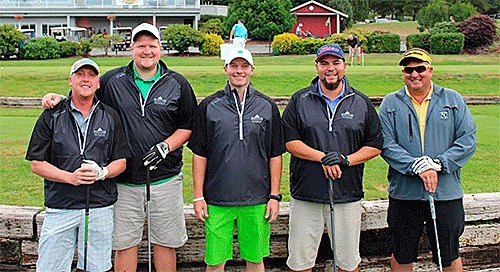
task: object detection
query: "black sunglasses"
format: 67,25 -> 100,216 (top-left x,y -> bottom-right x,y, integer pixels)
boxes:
402,65 -> 429,74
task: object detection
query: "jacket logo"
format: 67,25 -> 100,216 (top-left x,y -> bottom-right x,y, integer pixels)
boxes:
93,127 -> 107,137
251,114 -> 264,123
341,111 -> 354,119
154,96 -> 167,105
440,111 -> 448,119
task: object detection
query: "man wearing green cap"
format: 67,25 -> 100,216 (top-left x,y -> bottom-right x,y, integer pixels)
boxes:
379,48 -> 476,271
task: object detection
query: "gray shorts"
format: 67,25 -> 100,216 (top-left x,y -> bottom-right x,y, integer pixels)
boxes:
287,197 -> 362,271
113,173 -> 188,250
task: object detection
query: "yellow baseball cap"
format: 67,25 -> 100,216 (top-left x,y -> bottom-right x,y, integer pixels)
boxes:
399,48 -> 432,66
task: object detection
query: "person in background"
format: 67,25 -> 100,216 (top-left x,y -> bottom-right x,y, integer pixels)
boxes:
188,48 -> 285,272
41,23 -> 198,272
296,23 -> 304,38
379,48 -> 476,271
230,19 -> 248,48
282,44 -> 382,272
27,58 -> 129,271
347,34 -> 361,66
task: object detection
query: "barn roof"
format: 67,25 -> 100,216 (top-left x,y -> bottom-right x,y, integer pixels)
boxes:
291,0 -> 348,18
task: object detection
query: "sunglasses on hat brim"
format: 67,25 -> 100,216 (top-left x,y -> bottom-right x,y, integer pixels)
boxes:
402,65 -> 430,74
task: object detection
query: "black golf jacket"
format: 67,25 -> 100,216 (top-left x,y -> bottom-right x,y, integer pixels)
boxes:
26,93 -> 130,209
282,77 -> 382,204
188,83 -> 285,206
98,60 -> 198,184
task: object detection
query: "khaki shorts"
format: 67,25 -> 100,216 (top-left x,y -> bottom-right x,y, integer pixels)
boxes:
349,46 -> 361,57
287,198 -> 362,271
113,173 -> 188,250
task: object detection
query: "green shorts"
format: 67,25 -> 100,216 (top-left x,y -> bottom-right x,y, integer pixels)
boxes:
205,204 -> 270,266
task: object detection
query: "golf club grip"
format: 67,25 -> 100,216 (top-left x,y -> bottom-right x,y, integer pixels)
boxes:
146,168 -> 151,201
429,194 -> 436,219
327,177 -> 335,207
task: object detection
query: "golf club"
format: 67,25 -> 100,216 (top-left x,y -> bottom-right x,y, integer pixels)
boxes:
429,193 -> 443,272
83,185 -> 90,272
327,176 -> 338,272
146,168 -> 152,272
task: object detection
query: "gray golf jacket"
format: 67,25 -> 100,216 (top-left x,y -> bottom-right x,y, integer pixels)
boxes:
379,83 -> 476,201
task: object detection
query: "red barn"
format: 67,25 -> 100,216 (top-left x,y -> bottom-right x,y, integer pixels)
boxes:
291,0 -> 348,38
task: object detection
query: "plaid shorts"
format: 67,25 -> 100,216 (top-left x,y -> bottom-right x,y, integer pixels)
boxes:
37,205 -> 114,271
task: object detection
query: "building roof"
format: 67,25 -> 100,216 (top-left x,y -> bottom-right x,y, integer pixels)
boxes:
291,0 -> 348,18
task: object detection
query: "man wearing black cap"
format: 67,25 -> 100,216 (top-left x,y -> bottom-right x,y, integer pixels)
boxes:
27,58 -> 129,271
41,23 -> 198,271
282,44 -> 382,272
379,48 -> 476,271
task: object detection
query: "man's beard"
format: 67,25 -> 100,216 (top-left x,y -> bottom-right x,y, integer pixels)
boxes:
320,77 -> 342,91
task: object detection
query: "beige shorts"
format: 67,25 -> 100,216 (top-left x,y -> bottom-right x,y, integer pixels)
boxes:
287,197 -> 362,271
113,173 -> 188,250
349,46 -> 361,57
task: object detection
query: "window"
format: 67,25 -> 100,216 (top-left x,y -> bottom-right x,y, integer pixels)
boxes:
85,0 -> 113,5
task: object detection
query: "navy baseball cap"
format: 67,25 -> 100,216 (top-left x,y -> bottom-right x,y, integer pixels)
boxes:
315,44 -> 345,62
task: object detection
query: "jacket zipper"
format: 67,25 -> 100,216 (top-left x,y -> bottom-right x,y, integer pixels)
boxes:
73,101 -> 99,156
327,93 -> 354,132
140,72 -> 169,117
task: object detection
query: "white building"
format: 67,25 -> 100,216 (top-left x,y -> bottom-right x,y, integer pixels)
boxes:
1,0 -> 202,38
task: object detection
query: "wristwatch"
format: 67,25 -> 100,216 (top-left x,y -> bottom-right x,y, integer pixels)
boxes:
269,194 -> 282,202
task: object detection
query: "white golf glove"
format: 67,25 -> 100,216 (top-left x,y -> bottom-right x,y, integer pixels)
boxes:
411,156 -> 442,175
82,159 -> 108,181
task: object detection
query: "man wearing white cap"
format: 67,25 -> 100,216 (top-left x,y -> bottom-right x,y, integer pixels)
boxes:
41,23 -> 198,271
27,58 -> 129,271
188,48 -> 285,271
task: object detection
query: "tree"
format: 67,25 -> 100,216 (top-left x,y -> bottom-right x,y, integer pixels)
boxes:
226,0 -> 296,44
161,24 -> 204,54
457,14 -> 497,50
91,34 -> 123,56
417,0 -> 449,32
352,0 -> 369,22
326,0 -> 353,31
449,1 -> 479,22
0,24 -> 24,58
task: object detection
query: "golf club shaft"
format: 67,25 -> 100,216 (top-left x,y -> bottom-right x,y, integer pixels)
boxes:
429,193 -> 443,272
146,168 -> 152,272
84,185 -> 90,272
327,177 -> 338,272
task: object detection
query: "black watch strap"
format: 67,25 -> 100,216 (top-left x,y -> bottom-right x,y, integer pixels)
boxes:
269,194 -> 282,202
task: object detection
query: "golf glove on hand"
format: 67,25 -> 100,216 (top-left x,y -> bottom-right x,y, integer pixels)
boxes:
143,141 -> 170,170
411,156 -> 442,175
81,159 -> 108,180
321,152 -> 349,166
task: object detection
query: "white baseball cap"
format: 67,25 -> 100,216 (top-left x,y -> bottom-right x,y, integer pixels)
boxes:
224,48 -> 254,66
70,58 -> 100,76
131,23 -> 161,41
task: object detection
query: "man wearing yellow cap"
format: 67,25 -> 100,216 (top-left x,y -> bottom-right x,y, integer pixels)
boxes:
379,48 -> 476,271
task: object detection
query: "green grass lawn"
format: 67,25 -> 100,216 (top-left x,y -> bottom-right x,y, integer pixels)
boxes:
1,104 -> 498,207
1,54 -> 499,97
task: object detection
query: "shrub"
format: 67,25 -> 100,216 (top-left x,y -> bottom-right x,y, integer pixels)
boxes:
91,34 -> 123,56
406,33 -> 432,52
271,33 -> 301,55
301,38 -> 325,55
77,39 -> 92,57
200,19 -> 225,37
0,24 -> 24,57
324,34 -> 348,52
417,0 -> 448,32
430,22 -> 460,35
19,37 -> 60,60
59,41 -> 79,58
457,14 -> 497,50
430,33 -> 464,54
200,33 -> 224,56
162,24 -> 204,54
367,33 -> 400,53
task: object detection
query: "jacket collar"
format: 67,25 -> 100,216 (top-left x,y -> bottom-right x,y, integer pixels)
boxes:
223,82 -> 256,98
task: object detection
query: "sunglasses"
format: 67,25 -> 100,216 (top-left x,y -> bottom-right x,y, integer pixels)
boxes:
402,65 -> 429,74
